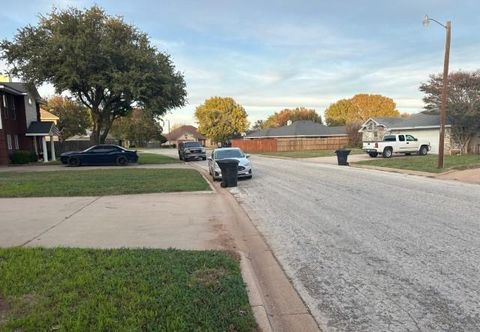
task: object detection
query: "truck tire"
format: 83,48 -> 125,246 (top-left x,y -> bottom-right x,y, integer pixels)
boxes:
419,145 -> 429,156
382,147 -> 393,158
368,152 -> 378,158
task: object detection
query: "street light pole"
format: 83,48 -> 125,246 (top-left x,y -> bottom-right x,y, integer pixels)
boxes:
423,15 -> 451,169
438,21 -> 451,169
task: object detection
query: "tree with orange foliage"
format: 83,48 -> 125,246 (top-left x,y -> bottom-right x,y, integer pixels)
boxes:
46,96 -> 91,141
325,94 -> 399,126
263,107 -> 322,128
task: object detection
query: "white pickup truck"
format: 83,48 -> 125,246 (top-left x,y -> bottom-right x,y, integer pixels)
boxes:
363,134 -> 431,158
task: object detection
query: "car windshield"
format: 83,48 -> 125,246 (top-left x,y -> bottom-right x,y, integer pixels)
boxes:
215,149 -> 244,159
184,142 -> 201,148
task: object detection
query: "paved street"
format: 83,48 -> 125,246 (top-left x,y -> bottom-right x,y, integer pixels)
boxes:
227,155 -> 480,331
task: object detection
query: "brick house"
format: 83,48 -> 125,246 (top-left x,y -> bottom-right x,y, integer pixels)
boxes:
164,125 -> 207,147
0,82 -> 58,165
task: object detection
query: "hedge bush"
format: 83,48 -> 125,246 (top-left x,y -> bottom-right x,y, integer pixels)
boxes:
10,150 -> 38,164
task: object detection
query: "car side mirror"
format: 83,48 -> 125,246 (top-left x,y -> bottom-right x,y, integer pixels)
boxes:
414,138 -> 418,141
246,154 -> 250,158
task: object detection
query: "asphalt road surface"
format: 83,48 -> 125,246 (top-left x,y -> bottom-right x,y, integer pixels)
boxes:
229,156 -> 480,332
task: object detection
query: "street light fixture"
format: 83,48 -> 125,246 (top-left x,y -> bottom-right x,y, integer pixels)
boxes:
423,15 -> 451,169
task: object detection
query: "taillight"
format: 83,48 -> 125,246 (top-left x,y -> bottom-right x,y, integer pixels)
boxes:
375,142 -> 378,148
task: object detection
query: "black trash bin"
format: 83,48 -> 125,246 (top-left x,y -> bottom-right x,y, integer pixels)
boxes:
335,149 -> 351,166
216,159 -> 239,187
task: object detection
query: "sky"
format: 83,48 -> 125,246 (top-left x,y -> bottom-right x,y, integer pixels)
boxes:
0,0 -> 479,128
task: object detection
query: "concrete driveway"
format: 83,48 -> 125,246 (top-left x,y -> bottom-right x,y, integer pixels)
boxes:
0,192 -> 233,249
225,155 -> 480,331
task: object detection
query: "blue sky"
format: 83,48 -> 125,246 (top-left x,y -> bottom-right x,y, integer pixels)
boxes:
1,0 -> 479,127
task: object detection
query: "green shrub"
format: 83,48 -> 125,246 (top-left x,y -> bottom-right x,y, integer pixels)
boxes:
10,150 -> 37,164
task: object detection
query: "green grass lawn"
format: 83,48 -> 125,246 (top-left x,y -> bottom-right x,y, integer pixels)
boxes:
0,169 -> 209,197
260,148 -> 363,158
355,154 -> 480,173
137,152 -> 180,164
0,248 -> 256,332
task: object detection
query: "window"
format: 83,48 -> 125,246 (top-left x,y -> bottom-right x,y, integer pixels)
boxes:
3,95 -> 8,119
406,135 -> 416,142
14,135 -> 19,150
6,134 -> 12,150
10,96 -> 16,120
184,141 -> 201,148
398,135 -> 405,142
215,149 -> 244,159
383,135 -> 397,142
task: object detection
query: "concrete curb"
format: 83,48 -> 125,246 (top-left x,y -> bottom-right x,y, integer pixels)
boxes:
239,251 -> 273,332
190,163 -> 320,331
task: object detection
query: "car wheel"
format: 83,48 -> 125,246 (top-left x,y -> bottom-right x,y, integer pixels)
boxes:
203,157 -> 207,160
68,157 -> 80,167
419,145 -> 428,156
382,148 -> 393,158
116,156 -> 128,166
179,154 -> 183,160
368,152 -> 378,158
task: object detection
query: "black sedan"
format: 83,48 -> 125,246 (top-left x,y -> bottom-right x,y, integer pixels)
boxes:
60,145 -> 138,166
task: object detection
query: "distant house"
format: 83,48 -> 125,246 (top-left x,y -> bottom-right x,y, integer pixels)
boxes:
235,120 -> 348,152
164,125 -> 207,147
40,108 -> 59,124
40,109 -> 60,142
359,113 -> 480,154
246,120 -> 347,139
0,82 -> 59,165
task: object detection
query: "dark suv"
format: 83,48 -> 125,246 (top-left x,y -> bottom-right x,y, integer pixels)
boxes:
178,141 -> 206,161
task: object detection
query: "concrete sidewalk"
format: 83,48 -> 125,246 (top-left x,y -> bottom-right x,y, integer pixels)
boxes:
0,192 -> 229,249
436,167 -> 480,185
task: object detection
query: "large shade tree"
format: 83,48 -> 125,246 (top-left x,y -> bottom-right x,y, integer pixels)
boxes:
195,97 -> 249,143
1,6 -> 186,143
420,70 -> 480,153
325,94 -> 399,126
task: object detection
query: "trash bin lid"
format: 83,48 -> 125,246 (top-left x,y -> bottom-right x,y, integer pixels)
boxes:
216,159 -> 240,165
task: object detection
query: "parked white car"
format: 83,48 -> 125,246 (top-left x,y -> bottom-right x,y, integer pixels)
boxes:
208,147 -> 253,180
363,134 -> 431,158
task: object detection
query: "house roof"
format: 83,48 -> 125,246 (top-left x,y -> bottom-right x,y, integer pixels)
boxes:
365,113 -> 452,130
25,121 -> 60,136
246,120 -> 347,138
165,125 -> 206,141
0,82 -> 42,101
40,108 -> 59,121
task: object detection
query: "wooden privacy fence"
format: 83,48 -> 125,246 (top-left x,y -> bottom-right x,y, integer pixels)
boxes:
231,138 -> 277,153
276,137 -> 349,151
232,136 -> 349,153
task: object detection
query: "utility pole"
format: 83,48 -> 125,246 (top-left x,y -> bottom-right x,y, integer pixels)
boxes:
423,15 -> 451,169
438,21 -> 451,169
